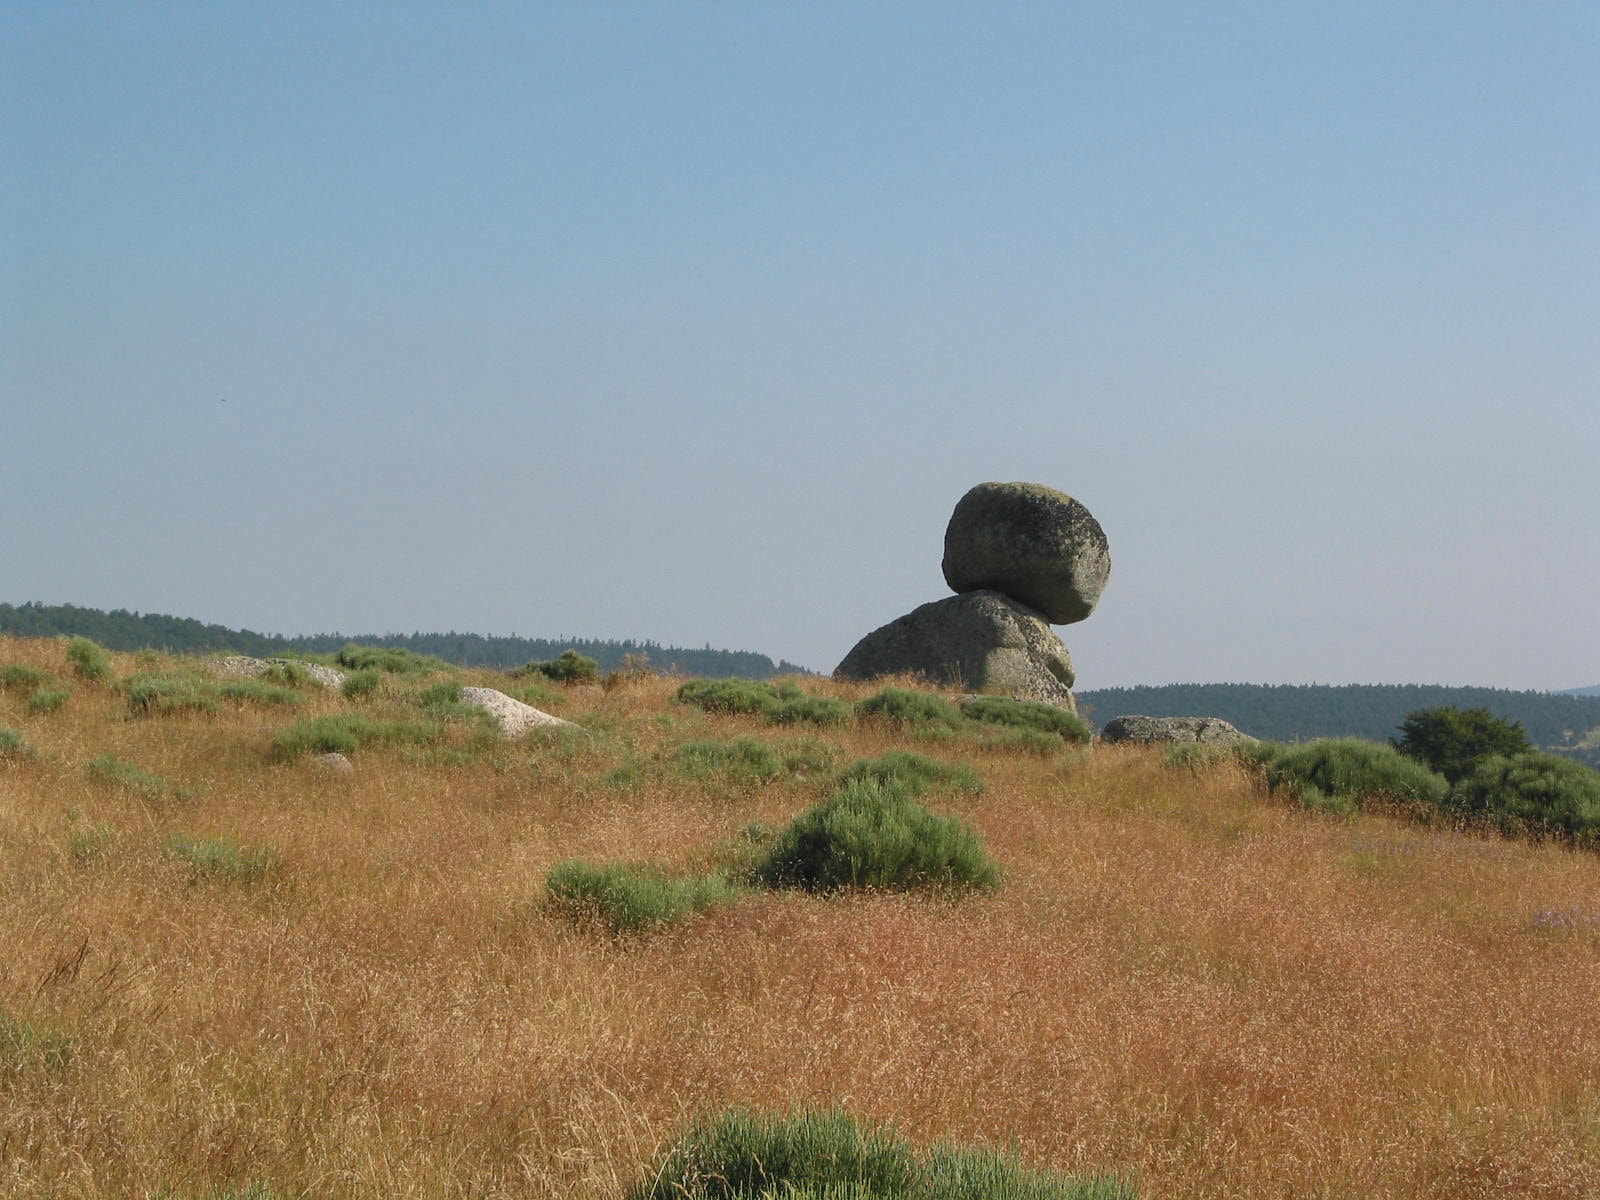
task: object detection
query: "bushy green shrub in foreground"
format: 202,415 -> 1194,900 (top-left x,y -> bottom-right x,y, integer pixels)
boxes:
26,688 -> 70,715
545,861 -> 740,934
756,779 -> 1000,893
0,664 -> 53,691
961,696 -> 1090,744
630,1108 -> 1138,1200
1255,739 -> 1449,813
1449,752 -> 1600,839
124,673 -> 222,717
854,688 -> 965,730
65,636 -> 114,683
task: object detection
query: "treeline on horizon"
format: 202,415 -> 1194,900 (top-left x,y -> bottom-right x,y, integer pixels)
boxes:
0,602 -> 810,680
1078,681 -> 1600,765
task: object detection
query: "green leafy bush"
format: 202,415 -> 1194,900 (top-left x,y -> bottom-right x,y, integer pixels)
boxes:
1449,752 -> 1600,839
340,669 -> 382,699
838,751 -> 985,797
545,861 -> 740,934
768,694 -> 851,727
854,688 -> 965,731
677,678 -> 781,717
124,673 -> 222,717
0,664 -> 52,691
1393,706 -> 1530,784
961,697 -> 1091,744
755,779 -> 1001,893
629,1107 -> 1137,1200
162,834 -> 282,887
1256,739 -> 1449,812
65,636 -> 114,683
676,737 -> 787,788
516,648 -> 600,684
26,689 -> 70,715
334,644 -> 445,675
270,714 -> 440,759
0,727 -> 37,760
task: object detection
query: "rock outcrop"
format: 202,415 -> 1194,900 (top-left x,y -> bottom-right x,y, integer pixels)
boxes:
1098,715 -> 1255,745
835,591 -> 1077,709
203,655 -> 346,689
833,481 -> 1110,710
942,482 -> 1110,625
459,687 -> 575,738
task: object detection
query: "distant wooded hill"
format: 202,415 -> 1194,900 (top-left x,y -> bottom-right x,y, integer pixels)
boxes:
1078,681 -> 1600,767
0,602 -> 809,679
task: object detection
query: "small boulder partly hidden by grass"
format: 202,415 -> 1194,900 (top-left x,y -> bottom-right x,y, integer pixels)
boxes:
854,687 -> 965,731
629,1107 -> 1138,1200
545,861 -> 740,934
756,779 -> 1001,894
1449,752 -> 1600,840
65,636 -> 114,683
838,751 -> 985,797
162,834 -> 282,887
1253,738 -> 1449,814
961,696 -> 1091,744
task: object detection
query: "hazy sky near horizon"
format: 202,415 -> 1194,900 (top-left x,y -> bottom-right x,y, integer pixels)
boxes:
4,2 -> 1596,690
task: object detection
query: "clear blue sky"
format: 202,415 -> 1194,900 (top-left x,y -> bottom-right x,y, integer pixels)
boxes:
4,2 -> 1595,689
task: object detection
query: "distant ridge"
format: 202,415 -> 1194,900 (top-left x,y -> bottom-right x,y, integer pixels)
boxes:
1562,685 -> 1600,698
1077,681 -> 1600,768
0,601 -> 811,679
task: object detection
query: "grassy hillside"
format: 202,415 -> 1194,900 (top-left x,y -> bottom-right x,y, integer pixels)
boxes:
5,634 -> 1600,1198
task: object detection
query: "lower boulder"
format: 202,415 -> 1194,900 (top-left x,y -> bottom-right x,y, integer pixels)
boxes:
1099,715 -> 1254,745
833,590 -> 1076,710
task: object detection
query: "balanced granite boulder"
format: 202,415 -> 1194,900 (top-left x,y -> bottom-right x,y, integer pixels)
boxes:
834,590 -> 1077,709
942,482 -> 1111,625
1099,715 -> 1255,745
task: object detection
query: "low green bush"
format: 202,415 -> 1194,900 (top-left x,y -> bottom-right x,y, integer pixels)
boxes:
162,834 -> 282,887
676,678 -> 781,717
768,695 -> 852,727
0,727 -> 37,760
977,728 -> 1069,757
219,680 -> 302,709
838,751 -> 985,797
340,669 -> 382,699
630,1107 -> 1137,1200
270,714 -> 440,759
259,661 -> 313,688
0,664 -> 52,691
26,689 -> 70,715
124,673 -> 222,717
545,861 -> 740,934
1161,743 -> 1237,771
960,697 -> 1091,744
756,779 -> 1001,894
65,636 -> 114,683
676,737 -> 788,788
334,644 -> 446,675
515,649 -> 600,684
1255,739 -> 1449,812
1449,752 -> 1600,840
854,688 -> 965,731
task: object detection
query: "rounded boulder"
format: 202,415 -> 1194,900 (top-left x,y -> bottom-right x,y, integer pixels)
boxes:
941,482 -> 1111,624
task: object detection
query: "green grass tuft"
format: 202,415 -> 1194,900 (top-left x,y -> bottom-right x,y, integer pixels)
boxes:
961,697 -> 1090,744
219,679 -> 302,709
838,751 -> 985,797
854,688 -> 965,731
162,834 -> 283,887
0,726 -> 39,760
545,861 -> 741,934
124,672 -> 223,717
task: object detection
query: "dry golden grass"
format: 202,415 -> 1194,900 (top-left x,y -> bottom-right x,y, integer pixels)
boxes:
4,636 -> 1600,1198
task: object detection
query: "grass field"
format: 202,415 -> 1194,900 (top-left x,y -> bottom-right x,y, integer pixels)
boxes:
4,635 -> 1600,1199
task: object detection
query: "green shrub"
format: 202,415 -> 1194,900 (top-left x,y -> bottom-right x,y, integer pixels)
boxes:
162,834 -> 282,887
839,751 -> 985,797
65,636 -> 113,683
0,727 -> 37,761
26,688 -> 69,715
86,754 -> 184,802
516,648 -> 600,684
340,669 -> 382,699
629,1108 -> 1137,1200
124,672 -> 222,717
219,680 -> 301,709
854,688 -> 965,730
270,714 -> 440,759
0,664 -> 52,691
676,678 -> 780,717
676,737 -> 787,788
1449,752 -> 1600,839
545,861 -> 740,934
961,697 -> 1091,744
334,644 -> 445,675
1393,706 -> 1531,784
768,695 -> 852,727
1257,739 -> 1449,811
756,779 -> 1001,894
